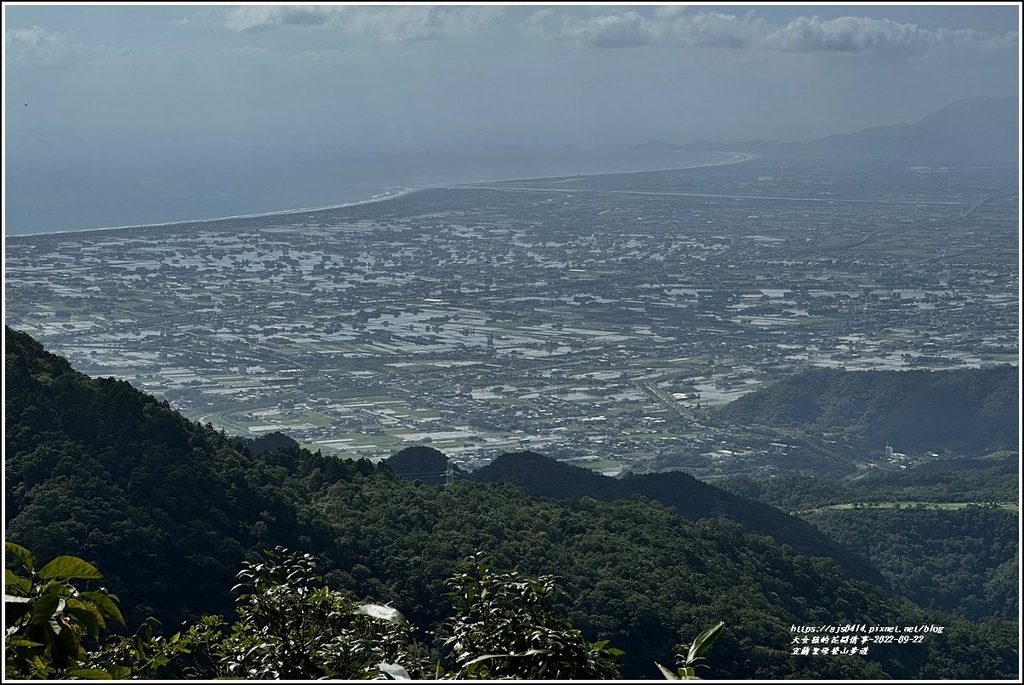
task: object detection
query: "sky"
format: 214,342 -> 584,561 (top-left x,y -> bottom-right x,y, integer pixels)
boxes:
3,2 -> 1021,233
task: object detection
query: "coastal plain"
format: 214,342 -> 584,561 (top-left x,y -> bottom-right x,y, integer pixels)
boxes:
4,155 -> 1018,477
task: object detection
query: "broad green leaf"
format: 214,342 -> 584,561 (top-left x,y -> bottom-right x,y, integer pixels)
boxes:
80,591 -> 125,625
5,542 -> 36,574
29,654 -> 51,677
107,665 -> 132,679
377,662 -> 411,680
6,569 -> 31,595
355,603 -> 408,627
31,594 -> 64,623
40,579 -> 76,597
68,668 -> 113,679
66,598 -> 105,637
687,621 -> 725,663
38,556 -> 102,581
6,637 -> 44,648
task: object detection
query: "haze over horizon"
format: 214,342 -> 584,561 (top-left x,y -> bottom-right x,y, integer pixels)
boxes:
3,3 -> 1021,234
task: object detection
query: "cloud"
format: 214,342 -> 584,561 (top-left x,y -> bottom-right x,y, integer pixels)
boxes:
546,9 -> 1018,56
556,11 -> 652,49
6,25 -> 72,47
221,5 -> 503,41
554,10 -> 759,49
6,25 -> 166,70
224,5 -> 336,32
762,15 -> 1016,56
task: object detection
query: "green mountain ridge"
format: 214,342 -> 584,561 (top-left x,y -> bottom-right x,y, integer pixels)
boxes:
3,327 -> 1019,679
712,365 -> 1018,455
466,450 -> 885,586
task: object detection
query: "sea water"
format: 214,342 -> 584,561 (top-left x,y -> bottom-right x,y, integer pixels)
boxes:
4,144 -> 733,237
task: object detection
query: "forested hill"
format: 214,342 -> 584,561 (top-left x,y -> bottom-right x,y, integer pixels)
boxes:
4,326 -> 361,627
3,327 -> 1019,679
470,451 -> 884,585
385,445 -> 467,486
721,456 -> 1019,622
712,366 -> 1018,453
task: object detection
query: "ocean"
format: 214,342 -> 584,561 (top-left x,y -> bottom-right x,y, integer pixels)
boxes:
4,145 -> 733,237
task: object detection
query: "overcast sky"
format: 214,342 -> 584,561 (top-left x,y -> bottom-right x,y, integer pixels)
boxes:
2,3 -> 1020,233
5,3 -> 1020,152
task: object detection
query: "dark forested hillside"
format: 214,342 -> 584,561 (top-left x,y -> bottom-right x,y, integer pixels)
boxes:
712,366 -> 1019,454
469,451 -> 884,586
231,430 -> 301,456
720,455 -> 1020,623
3,327 -> 1019,679
385,445 -> 457,486
810,507 -> 1018,621
4,326 -> 363,628
470,450 -> 631,500
722,454 -> 1019,511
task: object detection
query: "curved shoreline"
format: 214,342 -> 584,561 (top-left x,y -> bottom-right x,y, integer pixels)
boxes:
7,151 -> 755,239
440,151 -> 756,188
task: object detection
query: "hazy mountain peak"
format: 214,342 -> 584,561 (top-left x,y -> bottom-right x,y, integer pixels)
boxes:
646,96 -> 1020,161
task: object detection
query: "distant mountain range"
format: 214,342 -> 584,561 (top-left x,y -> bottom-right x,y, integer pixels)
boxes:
636,96 -> 1019,161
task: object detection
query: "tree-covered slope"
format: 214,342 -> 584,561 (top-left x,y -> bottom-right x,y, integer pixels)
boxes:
809,506 -> 1018,621
721,455 -> 1020,623
385,445 -> 462,486
712,366 -> 1018,453
723,453 -> 1019,511
470,450 -> 631,500
309,474 -> 1016,679
469,451 -> 884,586
4,325 -> 364,628
4,327 -> 1018,679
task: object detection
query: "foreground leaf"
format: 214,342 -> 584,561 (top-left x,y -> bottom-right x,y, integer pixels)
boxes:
5,542 -> 36,574
67,668 -> 113,679
6,569 -> 31,595
80,591 -> 125,626
38,556 -> 103,581
377,662 -> 411,679
687,621 -> 725,663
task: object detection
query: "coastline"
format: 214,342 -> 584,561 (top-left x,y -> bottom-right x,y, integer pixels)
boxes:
5,150 -> 754,240
440,151 -> 756,188
2,187 -> 421,240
